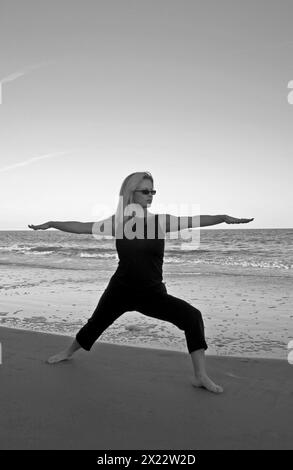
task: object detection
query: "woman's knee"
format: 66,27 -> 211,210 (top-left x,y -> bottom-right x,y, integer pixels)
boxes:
184,306 -> 204,328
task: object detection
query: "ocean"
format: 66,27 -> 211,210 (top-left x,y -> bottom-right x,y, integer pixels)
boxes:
0,229 -> 292,359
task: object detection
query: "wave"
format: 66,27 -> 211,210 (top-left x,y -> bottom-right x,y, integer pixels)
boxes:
80,252 -> 117,259
0,244 -> 116,256
1,253 -> 291,271
0,260 -> 93,271
164,256 -> 292,270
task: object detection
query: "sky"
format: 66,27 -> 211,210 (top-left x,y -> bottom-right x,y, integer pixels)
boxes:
0,0 -> 293,230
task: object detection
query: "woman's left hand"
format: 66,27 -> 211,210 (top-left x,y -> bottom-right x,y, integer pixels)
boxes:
223,215 -> 254,224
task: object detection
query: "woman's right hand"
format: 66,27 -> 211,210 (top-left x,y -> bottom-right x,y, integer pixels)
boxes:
28,222 -> 51,230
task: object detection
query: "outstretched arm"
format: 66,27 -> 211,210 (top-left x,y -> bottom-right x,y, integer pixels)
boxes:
28,221 -> 93,233
28,215 -> 115,235
200,215 -> 255,227
163,214 -> 254,232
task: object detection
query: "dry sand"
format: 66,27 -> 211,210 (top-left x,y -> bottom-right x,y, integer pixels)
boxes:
0,326 -> 292,450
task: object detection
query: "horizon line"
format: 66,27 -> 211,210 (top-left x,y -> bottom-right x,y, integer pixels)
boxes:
0,227 -> 292,231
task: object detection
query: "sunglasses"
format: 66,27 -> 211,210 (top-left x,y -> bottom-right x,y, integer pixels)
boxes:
134,189 -> 156,196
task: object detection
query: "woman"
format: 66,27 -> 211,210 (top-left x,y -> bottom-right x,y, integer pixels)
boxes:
28,171 -> 254,394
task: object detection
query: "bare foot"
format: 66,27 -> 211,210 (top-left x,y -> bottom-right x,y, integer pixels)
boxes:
46,350 -> 73,364
191,374 -> 224,394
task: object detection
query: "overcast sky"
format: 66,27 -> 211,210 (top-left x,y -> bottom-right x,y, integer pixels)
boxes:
1,0 -> 293,230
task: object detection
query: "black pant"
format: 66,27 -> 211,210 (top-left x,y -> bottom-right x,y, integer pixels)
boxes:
76,277 -> 208,354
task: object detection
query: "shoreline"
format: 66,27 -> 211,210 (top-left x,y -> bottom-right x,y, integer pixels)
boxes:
0,323 -> 290,361
0,325 -> 292,450
0,323 -> 290,363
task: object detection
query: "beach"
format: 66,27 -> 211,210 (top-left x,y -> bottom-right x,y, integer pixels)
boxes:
0,229 -> 292,449
2,0 -> 293,452
1,325 -> 292,450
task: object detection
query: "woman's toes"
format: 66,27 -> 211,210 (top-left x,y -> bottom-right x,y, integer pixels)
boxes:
212,384 -> 224,394
46,352 -> 72,364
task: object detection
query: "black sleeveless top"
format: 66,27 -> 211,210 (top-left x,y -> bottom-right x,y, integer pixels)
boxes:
110,213 -> 165,289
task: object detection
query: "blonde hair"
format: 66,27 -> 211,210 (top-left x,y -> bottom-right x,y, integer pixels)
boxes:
115,171 -> 154,231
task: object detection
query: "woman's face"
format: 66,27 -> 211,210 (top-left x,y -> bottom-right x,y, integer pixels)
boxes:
133,178 -> 154,210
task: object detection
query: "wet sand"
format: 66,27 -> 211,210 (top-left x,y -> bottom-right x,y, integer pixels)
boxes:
0,263 -> 291,359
